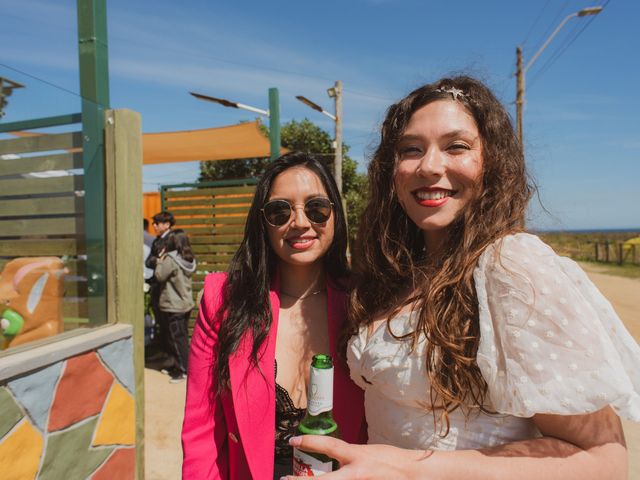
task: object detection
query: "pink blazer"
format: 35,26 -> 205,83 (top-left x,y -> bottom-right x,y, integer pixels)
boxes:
182,272 -> 367,480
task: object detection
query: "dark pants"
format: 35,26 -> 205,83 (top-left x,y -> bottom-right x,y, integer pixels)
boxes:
158,310 -> 191,374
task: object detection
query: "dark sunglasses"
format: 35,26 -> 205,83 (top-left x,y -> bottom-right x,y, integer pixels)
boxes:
261,197 -> 333,227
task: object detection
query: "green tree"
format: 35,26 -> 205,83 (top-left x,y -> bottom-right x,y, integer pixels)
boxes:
199,119 -> 368,245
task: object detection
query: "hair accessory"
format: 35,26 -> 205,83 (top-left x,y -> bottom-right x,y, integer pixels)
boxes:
436,86 -> 467,101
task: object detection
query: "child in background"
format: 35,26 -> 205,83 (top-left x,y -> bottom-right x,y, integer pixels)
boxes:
155,229 -> 196,383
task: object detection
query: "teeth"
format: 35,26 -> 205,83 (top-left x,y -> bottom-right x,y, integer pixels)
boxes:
289,238 -> 312,243
415,190 -> 451,200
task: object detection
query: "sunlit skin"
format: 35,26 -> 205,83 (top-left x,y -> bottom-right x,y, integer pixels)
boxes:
152,221 -> 171,236
394,100 -> 483,251
267,166 -> 335,409
265,167 -> 335,269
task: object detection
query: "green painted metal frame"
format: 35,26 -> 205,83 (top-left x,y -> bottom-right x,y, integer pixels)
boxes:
268,87 -> 280,161
0,113 -> 82,133
160,178 -> 258,212
77,0 -> 110,326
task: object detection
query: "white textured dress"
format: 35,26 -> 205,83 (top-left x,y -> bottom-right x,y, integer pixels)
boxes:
347,233 -> 640,450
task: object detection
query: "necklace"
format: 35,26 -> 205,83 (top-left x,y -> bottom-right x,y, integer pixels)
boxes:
280,288 -> 325,300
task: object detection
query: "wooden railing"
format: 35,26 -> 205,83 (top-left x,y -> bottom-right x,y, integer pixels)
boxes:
594,241 -> 639,265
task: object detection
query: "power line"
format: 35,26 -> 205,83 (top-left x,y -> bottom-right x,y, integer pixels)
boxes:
0,62 -> 105,108
527,0 -> 571,59
528,0 -> 608,88
522,0 -> 553,47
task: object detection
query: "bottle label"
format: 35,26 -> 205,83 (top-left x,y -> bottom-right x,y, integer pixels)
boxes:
292,448 -> 333,475
307,366 -> 333,416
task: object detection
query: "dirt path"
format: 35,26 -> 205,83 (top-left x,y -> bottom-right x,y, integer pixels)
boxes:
144,265 -> 640,479
580,263 -> 639,479
145,369 -> 185,480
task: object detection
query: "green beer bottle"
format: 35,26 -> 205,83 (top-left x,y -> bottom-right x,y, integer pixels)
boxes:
292,354 -> 339,476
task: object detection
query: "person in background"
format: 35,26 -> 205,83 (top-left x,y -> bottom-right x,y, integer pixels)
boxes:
155,229 -> 196,383
182,152 -> 367,480
284,76 -> 639,480
146,211 -> 175,366
143,218 -> 155,249
143,219 -> 155,346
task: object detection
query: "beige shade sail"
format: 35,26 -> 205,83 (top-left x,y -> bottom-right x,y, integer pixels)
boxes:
142,120 -> 284,164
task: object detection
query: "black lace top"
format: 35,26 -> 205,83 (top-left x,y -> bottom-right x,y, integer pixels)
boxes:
274,360 -> 306,477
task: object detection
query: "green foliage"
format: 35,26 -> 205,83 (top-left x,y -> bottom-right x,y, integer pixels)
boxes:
198,119 -> 368,246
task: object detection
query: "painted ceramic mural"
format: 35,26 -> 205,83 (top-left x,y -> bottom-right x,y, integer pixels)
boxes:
0,338 -> 136,479
0,257 -> 67,349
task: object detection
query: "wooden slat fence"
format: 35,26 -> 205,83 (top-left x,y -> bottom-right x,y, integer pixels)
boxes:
0,128 -> 89,331
161,179 -> 257,331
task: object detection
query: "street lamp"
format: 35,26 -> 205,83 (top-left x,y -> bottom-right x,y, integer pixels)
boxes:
0,77 -> 25,118
515,6 -> 603,152
189,88 -> 281,160
295,80 -> 343,192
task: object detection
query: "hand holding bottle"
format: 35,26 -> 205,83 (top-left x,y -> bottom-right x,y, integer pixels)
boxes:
285,435 -> 434,480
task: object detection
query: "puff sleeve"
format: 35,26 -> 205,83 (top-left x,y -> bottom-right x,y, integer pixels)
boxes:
474,233 -> 640,421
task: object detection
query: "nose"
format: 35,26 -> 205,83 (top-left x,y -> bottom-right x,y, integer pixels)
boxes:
290,205 -> 311,228
416,148 -> 445,178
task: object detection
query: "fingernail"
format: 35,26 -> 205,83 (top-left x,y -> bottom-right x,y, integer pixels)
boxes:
288,436 -> 301,446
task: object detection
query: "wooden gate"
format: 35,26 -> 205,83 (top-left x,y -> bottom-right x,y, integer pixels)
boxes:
160,179 -> 257,331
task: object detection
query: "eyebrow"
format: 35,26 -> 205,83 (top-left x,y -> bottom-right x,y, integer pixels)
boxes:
267,194 -> 328,202
398,130 -> 478,141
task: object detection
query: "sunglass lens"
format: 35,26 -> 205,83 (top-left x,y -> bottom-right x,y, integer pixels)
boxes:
304,198 -> 332,223
264,201 -> 292,226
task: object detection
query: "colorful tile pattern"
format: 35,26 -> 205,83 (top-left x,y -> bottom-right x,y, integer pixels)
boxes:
6,361 -> 63,432
0,387 -> 23,439
93,382 -> 135,446
98,338 -> 135,394
90,447 -> 136,480
0,336 -> 136,479
39,417 -> 113,480
0,417 -> 43,480
48,352 -> 114,432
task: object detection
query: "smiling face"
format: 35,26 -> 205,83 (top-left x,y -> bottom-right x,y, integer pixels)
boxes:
265,166 -> 335,268
394,100 -> 483,249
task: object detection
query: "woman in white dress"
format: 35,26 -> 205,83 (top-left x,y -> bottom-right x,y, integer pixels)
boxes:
283,76 -> 639,479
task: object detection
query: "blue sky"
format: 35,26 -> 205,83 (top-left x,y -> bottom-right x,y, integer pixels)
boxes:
1,0 -> 639,230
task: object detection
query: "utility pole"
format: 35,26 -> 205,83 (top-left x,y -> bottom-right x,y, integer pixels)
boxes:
515,47 -> 524,152
328,80 -> 343,193
514,6 -> 602,157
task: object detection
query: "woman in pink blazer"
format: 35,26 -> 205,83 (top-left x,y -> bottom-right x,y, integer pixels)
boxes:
182,152 -> 367,479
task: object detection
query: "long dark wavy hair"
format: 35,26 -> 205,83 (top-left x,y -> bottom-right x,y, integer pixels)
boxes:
213,152 -> 349,393
348,75 -> 534,431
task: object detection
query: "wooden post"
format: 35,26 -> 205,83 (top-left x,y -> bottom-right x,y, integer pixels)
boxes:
605,241 -> 610,263
617,243 -> 623,265
594,243 -> 599,262
104,109 -> 145,479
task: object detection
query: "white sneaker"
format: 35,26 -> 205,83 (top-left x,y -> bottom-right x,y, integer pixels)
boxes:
169,373 -> 187,384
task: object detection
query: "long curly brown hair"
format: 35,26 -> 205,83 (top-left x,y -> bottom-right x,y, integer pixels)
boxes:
348,75 -> 534,432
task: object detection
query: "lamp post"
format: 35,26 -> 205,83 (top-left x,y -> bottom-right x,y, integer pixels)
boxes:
189,88 -> 281,160
0,77 -> 25,119
296,80 -> 343,192
515,6 -> 603,153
